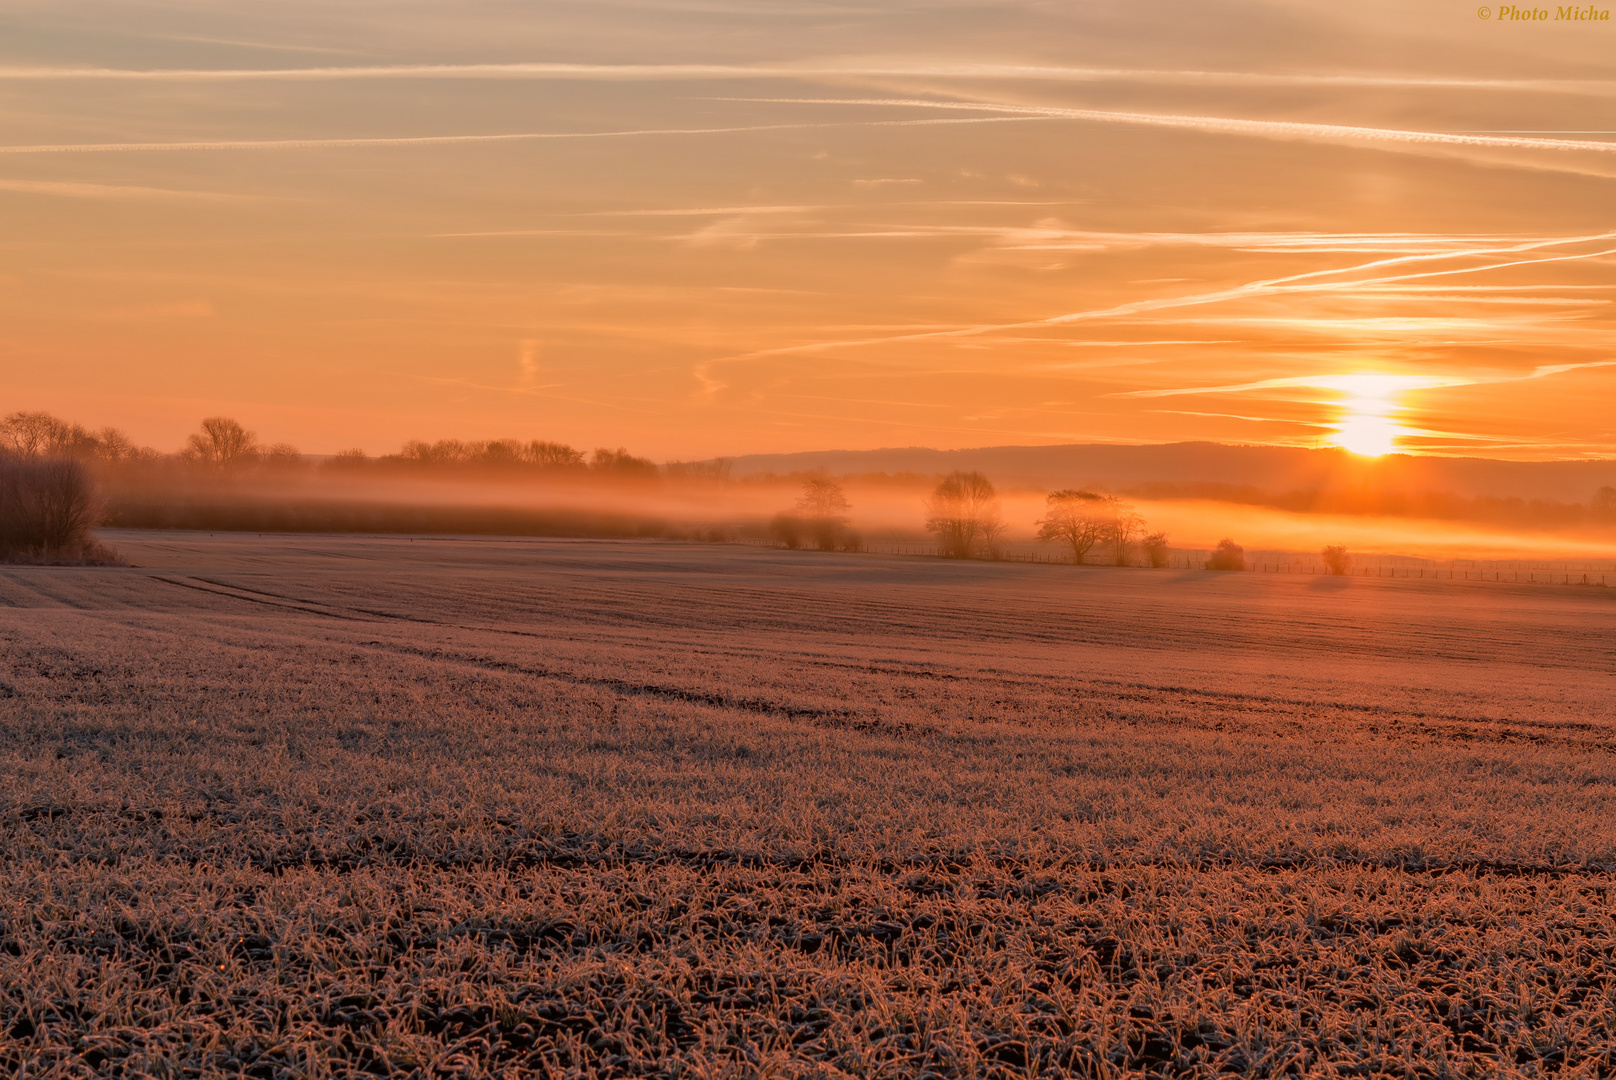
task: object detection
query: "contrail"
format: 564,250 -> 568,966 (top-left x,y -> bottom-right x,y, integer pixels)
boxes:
737,97 -> 1616,156
0,62 -> 784,81
0,178 -> 247,200
10,96 -> 1610,160
0,115 -> 1040,154
689,231 -> 1616,390
0,61 -> 1611,95
1124,361 -> 1616,398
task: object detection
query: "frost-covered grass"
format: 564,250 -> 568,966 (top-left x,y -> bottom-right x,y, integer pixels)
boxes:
2,534 -> 1613,1076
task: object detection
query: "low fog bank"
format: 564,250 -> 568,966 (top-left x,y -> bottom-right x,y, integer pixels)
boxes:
95,469 -> 1616,563
5,410 -> 1614,563
721,442 -> 1616,505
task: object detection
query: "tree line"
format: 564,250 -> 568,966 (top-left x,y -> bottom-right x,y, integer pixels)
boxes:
0,412 -> 670,478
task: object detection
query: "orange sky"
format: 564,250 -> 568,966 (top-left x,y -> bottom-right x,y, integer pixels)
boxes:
2,1 -> 1614,460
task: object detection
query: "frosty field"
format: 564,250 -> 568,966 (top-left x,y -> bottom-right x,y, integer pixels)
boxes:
2,533 -> 1614,1076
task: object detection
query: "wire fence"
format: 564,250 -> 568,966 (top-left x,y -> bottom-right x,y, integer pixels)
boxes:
734,537 -> 1616,586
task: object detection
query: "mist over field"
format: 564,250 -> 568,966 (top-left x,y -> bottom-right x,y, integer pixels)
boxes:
81,431 -> 1616,560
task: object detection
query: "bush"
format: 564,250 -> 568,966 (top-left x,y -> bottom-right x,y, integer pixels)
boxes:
326,449 -> 369,469
1141,532 -> 1170,568
1205,538 -> 1246,571
814,520 -> 862,552
0,458 -> 122,563
769,513 -> 805,549
768,513 -> 860,552
1322,545 -> 1352,575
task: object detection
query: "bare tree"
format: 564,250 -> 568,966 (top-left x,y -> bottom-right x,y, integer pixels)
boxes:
1141,532 -> 1170,568
793,472 -> 854,551
527,441 -> 586,468
1104,504 -> 1145,567
1036,490 -> 1144,566
400,439 -> 469,465
93,427 -> 140,463
1594,486 -> 1616,516
926,471 -> 1003,559
796,472 -> 850,519
327,449 -> 369,469
3,413 -> 150,465
186,417 -> 259,470
1035,490 -> 1108,564
262,443 -> 305,469
1322,545 -> 1352,575
591,447 -> 659,476
476,440 -> 526,467
1,412 -> 70,459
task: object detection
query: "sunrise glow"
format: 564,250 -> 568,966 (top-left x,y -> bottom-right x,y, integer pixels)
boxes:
1332,411 -> 1404,458
1317,374 -> 1437,458
0,4 -> 1613,459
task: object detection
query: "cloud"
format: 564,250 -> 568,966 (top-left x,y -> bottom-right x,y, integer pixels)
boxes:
582,205 -> 824,216
2,61 -> 1612,96
739,97 -> 1616,158
1150,409 -> 1324,426
688,230 -> 1616,392
0,115 -> 1041,155
1125,374 -> 1473,399
0,178 -> 248,200
1122,362 -> 1616,399
518,340 -> 543,388
131,34 -> 366,57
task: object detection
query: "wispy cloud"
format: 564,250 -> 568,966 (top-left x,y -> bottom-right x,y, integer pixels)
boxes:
737,97 -> 1616,158
581,205 -> 823,216
1122,361 -> 1616,398
1150,409 -> 1324,426
0,178 -> 249,200
130,33 -> 368,57
2,61 -> 1611,95
0,115 -> 1042,155
689,231 -> 1616,394
1125,374 -> 1472,399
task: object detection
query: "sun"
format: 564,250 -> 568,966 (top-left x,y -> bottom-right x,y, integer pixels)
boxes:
1312,373 -> 1439,458
1333,411 -> 1402,457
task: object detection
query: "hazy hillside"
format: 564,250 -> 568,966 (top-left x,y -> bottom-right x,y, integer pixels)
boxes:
721,444 -> 1616,503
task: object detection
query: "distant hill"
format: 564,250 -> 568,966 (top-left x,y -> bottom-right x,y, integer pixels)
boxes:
720,443 -> 1616,503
